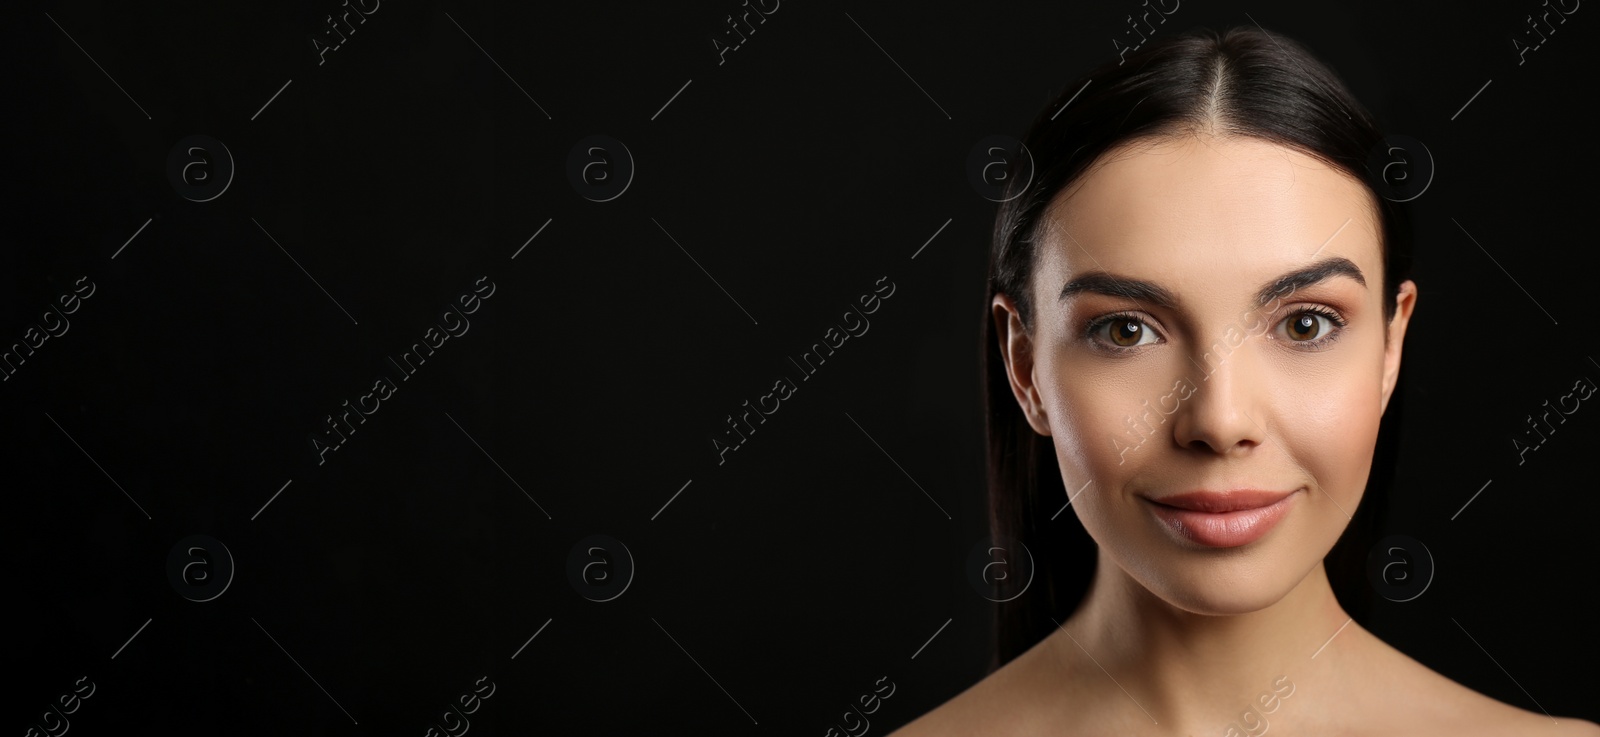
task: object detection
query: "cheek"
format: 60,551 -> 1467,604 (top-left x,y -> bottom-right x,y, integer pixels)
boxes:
1278,358 -> 1386,505
1037,351 -> 1173,490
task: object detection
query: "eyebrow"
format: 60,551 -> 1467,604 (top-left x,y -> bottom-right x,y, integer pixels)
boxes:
1058,256 -> 1367,310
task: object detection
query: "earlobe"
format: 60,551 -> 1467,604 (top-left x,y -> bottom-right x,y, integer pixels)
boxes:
1379,280 -> 1418,413
993,294 -> 1052,436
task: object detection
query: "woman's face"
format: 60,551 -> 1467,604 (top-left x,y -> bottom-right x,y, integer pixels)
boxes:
995,134 -> 1417,615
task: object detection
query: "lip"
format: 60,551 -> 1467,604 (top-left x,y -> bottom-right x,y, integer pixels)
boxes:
1142,489 -> 1299,548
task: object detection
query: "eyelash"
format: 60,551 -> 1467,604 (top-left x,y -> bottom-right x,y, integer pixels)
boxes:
1082,306 -> 1348,353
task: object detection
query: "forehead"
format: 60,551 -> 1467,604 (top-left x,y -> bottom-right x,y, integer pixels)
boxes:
1036,135 -> 1382,297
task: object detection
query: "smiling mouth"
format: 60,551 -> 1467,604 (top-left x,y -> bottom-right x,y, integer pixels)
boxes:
1142,489 -> 1301,547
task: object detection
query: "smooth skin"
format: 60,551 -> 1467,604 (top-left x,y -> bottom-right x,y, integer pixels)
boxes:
891,134 -> 1597,736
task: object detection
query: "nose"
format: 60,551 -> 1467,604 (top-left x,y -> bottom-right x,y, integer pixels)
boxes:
1171,343 -> 1267,455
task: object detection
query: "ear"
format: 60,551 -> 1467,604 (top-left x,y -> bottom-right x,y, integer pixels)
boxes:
1379,280 -> 1418,415
992,293 -> 1052,436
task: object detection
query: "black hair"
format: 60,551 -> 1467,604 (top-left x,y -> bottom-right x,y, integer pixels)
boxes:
981,24 -> 1414,671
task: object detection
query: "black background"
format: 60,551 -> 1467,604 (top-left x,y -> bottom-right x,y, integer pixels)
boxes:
4,0 -> 1597,733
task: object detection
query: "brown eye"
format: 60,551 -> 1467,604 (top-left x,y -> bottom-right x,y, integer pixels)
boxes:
1088,313 -> 1162,350
1285,312 -> 1327,341
1111,320 -> 1142,346
1107,318 -> 1153,347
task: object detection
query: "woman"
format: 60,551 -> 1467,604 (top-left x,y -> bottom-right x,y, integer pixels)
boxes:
891,26 -> 1596,736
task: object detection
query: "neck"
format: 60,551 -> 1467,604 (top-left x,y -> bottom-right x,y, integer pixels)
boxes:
1050,551 -> 1355,732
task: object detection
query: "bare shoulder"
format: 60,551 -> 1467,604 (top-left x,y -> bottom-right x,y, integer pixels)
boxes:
1543,718 -> 1600,737
1441,692 -> 1600,737
886,641 -> 1067,737
884,662 -> 1024,737
1350,628 -> 1597,736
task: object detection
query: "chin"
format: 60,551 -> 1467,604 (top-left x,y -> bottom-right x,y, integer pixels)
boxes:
1141,565 -> 1304,616
1099,509 -> 1347,617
